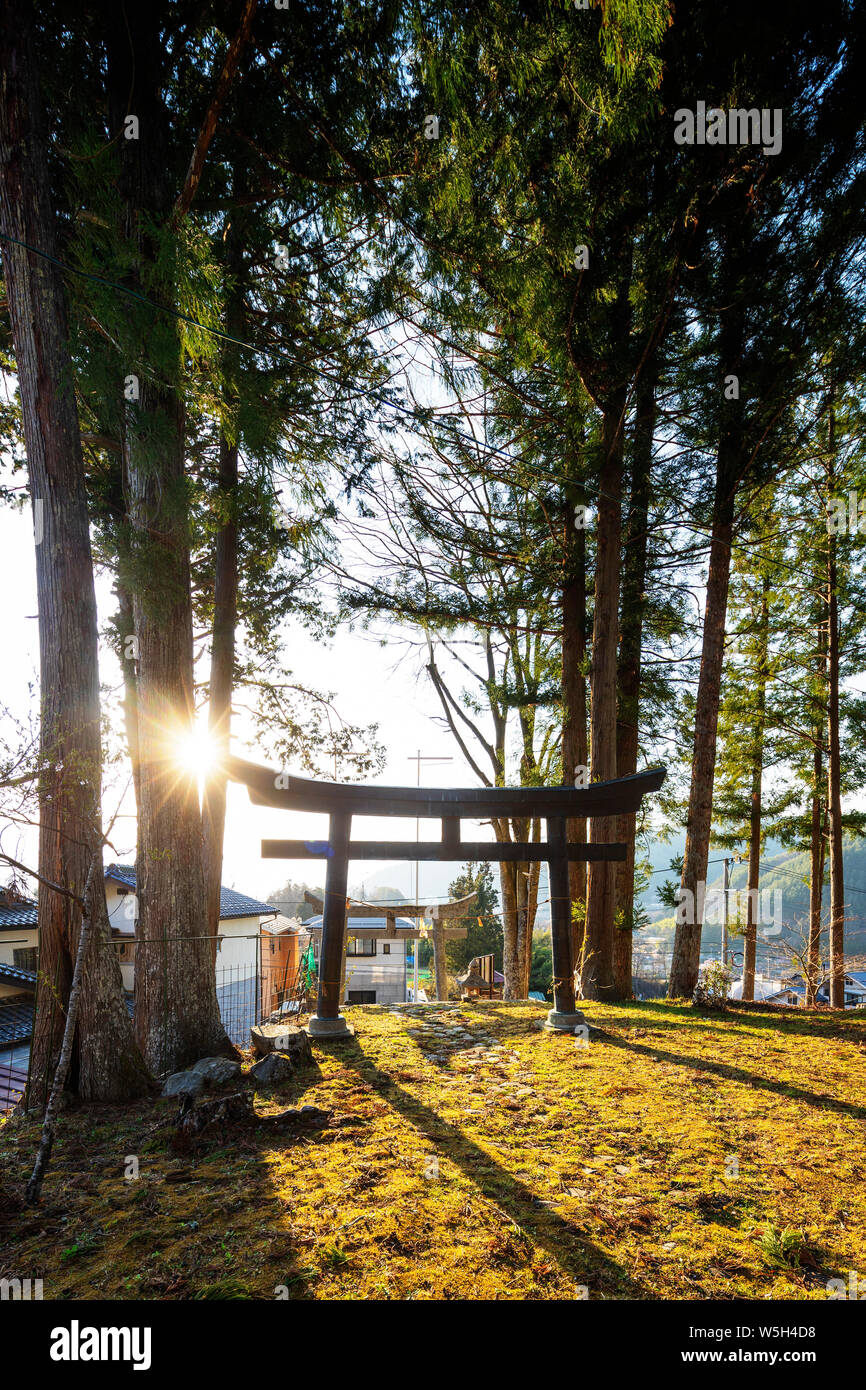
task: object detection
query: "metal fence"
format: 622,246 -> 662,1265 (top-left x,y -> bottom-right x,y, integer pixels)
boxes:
22,930 -> 316,1104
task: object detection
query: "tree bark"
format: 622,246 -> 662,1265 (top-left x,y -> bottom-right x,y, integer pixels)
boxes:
826,398 -> 845,1008
613,357 -> 657,999
582,391 -> 626,1000
495,818 -> 539,1000
108,6 -> 231,1070
806,744 -> 826,1007
203,212 -> 244,955
116,580 -> 142,814
742,573 -> 769,1002
669,291 -> 744,999
562,495 -> 588,976
431,914 -> 448,999
0,4 -> 149,1101
498,842 -> 521,999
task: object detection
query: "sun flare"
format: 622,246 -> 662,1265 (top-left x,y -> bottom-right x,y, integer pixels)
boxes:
175,724 -> 219,781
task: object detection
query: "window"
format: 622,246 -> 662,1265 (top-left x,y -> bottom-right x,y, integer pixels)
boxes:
382,943 -> 391,955
346,936 -> 376,957
13,947 -> 38,972
347,990 -> 376,1004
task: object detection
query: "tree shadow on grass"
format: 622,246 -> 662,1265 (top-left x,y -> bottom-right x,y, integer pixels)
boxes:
611,999 -> 865,1045
328,1036 -> 652,1299
597,1033 -> 866,1123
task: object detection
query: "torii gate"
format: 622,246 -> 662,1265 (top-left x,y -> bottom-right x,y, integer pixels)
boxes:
226,757 -> 666,1036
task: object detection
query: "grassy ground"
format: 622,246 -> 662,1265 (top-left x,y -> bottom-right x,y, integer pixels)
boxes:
1,998 -> 864,1300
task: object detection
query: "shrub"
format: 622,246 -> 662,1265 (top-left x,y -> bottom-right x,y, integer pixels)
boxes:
692,960 -> 732,1010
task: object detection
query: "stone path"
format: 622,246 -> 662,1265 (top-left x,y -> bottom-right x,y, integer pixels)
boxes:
383,1003 -> 541,1107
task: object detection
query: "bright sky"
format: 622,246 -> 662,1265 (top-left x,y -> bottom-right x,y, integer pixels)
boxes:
0,499 -> 491,908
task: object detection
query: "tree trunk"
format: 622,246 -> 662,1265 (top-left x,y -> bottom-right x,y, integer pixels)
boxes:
613,358 -> 657,999
582,391 -> 626,1000
826,402 -> 845,1008
431,914 -> 448,1000
495,817 -> 539,1000
806,589 -> 828,1007
498,838 -> 521,1000
669,292 -> 744,999
108,7 -> 231,1071
524,841 -> 540,995
742,573 -> 769,1002
203,210 -> 244,956
806,745 -> 826,1007
0,5 -> 149,1101
116,581 -> 142,814
202,438 -> 239,957
562,495 -> 588,974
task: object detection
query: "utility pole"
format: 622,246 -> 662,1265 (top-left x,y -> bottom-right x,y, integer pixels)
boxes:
407,751 -> 453,1000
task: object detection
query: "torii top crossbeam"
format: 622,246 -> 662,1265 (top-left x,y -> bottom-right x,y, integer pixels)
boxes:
225,757 -> 666,1036
227,757 -> 664,821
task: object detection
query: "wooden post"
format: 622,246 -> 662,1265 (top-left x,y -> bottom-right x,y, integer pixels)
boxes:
546,817 -> 585,1029
310,812 -> 352,1035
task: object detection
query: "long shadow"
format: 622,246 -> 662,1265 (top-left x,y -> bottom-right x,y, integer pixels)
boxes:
481,997 -> 866,1046
583,997 -> 864,1039
331,1035 -> 652,1298
598,1033 -> 866,1123
721,1004 -> 866,1042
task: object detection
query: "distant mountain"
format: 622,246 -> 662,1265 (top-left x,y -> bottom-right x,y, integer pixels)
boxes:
349,836 -> 866,951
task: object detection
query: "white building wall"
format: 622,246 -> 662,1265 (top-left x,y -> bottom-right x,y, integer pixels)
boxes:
0,927 -> 39,989
215,918 -> 262,974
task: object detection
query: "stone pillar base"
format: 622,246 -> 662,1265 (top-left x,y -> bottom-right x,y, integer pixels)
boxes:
543,1008 -> 587,1033
306,1014 -> 354,1039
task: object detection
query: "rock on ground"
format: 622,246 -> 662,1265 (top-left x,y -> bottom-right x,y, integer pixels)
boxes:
249,1053 -> 296,1085
162,1056 -> 240,1097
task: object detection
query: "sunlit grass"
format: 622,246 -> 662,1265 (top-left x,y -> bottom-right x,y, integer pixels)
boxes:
1,999 -> 864,1300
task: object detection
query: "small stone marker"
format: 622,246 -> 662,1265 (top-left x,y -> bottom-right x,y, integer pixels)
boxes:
250,1023 -> 314,1067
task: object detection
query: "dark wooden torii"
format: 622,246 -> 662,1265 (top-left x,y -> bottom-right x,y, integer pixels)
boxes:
226,757 -> 666,1035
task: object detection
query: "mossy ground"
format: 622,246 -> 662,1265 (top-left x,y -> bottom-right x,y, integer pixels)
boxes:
1,999 -> 864,1300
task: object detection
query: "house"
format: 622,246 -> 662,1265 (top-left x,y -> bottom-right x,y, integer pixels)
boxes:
0,885 -> 38,983
104,863 -> 277,988
816,971 -> 866,1009
0,870 -> 281,1068
260,916 -> 309,1018
104,864 -> 279,1044
0,887 -> 38,1108
728,975 -> 801,1005
305,914 -> 412,1005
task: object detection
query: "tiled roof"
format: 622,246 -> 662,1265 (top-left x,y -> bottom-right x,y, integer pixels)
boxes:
306,914 -> 415,934
104,865 -> 275,918
219,885 -> 278,918
0,963 -> 36,989
0,1001 -> 33,1048
0,896 -> 38,930
105,863 -> 137,890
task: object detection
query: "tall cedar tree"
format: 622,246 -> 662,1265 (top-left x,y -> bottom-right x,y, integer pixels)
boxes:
0,3 -> 149,1099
